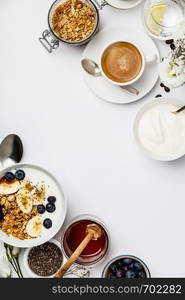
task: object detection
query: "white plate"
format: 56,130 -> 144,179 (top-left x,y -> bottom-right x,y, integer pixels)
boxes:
0,163 -> 67,248
134,97 -> 185,161
82,26 -> 160,104
105,0 -> 143,9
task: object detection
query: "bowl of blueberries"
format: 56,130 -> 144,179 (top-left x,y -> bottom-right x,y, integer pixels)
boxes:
102,255 -> 151,278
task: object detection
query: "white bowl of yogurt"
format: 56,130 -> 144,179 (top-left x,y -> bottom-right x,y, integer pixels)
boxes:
134,98 -> 185,161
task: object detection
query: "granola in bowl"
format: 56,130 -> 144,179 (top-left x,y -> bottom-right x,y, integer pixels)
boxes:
51,0 -> 97,43
0,164 -> 66,248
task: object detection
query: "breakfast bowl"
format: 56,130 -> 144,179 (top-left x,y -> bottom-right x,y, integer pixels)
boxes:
134,97 -> 185,161
0,163 -> 67,248
102,254 -> 151,278
39,0 -> 143,53
23,239 -> 63,278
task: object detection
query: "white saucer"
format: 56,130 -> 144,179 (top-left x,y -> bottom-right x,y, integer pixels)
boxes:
82,26 -> 160,104
105,0 -> 143,9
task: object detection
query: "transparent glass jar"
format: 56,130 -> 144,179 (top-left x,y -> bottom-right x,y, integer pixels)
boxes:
39,0 -> 100,53
62,214 -> 110,266
143,0 -> 185,40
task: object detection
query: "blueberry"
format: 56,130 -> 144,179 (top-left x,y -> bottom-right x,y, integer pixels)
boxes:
109,263 -> 117,274
116,270 -> 123,278
47,196 -> 56,203
46,203 -> 56,213
108,273 -> 116,279
5,172 -> 15,181
15,170 -> 25,180
123,258 -> 132,264
122,265 -> 128,273
129,263 -> 134,270
0,206 -> 4,221
138,271 -> 146,278
117,260 -> 123,269
133,262 -> 143,271
125,270 -> 136,278
43,218 -> 52,229
37,204 -> 46,214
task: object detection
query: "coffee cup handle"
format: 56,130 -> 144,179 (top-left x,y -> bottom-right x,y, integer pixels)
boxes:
145,54 -> 157,63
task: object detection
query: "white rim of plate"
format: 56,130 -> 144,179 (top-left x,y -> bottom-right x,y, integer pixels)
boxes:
0,163 -> 67,248
82,26 -> 160,104
105,0 -> 144,10
134,97 -> 185,161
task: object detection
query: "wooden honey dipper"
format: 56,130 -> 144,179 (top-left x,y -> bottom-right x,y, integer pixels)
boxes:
54,223 -> 102,278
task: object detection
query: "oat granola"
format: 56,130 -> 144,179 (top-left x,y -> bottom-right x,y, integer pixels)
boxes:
52,0 -> 96,42
0,193 -> 38,240
0,178 -> 45,240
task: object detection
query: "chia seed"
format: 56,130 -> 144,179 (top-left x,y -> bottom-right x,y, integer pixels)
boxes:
28,242 -> 63,276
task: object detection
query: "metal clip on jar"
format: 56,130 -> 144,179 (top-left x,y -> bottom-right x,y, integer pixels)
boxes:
39,0 -> 136,53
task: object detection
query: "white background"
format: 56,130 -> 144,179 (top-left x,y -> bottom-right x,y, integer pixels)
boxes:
0,0 -> 185,277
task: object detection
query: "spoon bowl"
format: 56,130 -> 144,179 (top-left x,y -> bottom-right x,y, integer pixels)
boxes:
0,134 -> 23,169
81,59 -> 101,77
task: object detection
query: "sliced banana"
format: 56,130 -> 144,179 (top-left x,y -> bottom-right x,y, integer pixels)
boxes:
16,191 -> 32,214
0,180 -> 20,195
19,179 -> 34,192
26,216 -> 42,238
31,185 -> 46,205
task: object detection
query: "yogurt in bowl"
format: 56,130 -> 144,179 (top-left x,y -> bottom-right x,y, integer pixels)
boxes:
134,98 -> 185,161
0,163 -> 67,248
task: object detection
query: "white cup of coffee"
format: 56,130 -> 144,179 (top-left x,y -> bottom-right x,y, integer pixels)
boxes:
100,41 -> 156,86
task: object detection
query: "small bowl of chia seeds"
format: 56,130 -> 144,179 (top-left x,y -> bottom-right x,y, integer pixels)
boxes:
23,239 -> 63,278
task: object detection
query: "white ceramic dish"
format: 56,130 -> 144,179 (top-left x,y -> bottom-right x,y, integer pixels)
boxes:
23,238 -> 62,278
99,41 -> 157,87
0,164 -> 67,248
104,0 -> 143,10
134,98 -> 185,161
102,254 -> 151,278
82,26 -> 160,104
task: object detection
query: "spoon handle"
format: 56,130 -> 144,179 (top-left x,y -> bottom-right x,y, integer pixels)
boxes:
121,85 -> 139,96
174,105 -> 185,114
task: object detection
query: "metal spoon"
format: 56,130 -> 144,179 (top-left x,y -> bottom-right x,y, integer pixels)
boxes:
0,134 -> 23,169
81,59 -> 139,96
172,105 -> 185,114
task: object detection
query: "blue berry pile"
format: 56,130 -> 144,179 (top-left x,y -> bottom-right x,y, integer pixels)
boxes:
39,196 -> 57,229
107,257 -> 147,279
